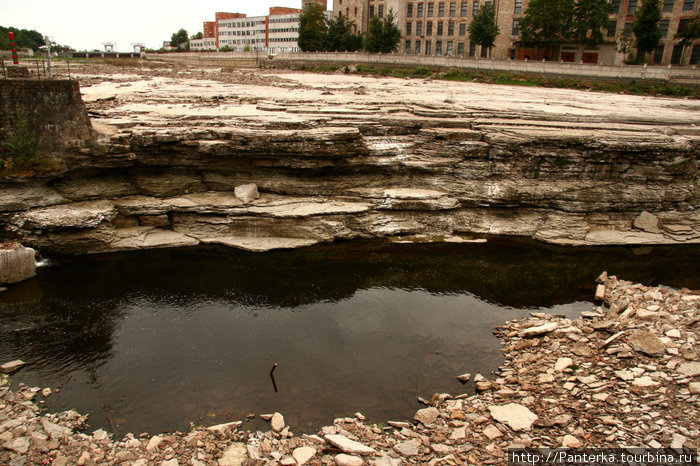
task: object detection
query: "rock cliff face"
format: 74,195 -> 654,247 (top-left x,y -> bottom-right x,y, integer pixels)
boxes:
0,66 -> 698,255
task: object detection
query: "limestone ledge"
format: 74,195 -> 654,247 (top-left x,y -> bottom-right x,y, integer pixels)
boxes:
5,192 -> 700,255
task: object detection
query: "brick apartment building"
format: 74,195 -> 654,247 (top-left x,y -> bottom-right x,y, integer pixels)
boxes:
332,0 -> 699,65
191,4 -> 333,53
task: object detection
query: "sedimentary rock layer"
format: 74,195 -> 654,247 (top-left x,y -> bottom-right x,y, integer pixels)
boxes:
0,65 -> 698,254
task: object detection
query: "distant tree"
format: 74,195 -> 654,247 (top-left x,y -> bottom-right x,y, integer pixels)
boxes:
0,26 -> 45,51
219,46 -> 234,52
570,0 -> 614,48
191,32 -> 203,40
632,0 -> 662,63
325,13 -> 363,51
519,0 -> 574,58
170,28 -> 189,50
674,15 -> 700,65
298,3 -> 328,51
469,3 -> 500,55
364,9 -> 401,53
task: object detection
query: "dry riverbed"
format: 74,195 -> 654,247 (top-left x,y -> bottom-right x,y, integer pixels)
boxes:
1,274 -> 698,465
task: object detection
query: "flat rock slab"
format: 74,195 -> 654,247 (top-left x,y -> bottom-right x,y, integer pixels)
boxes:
489,403 -> 538,431
201,236 -> 319,252
324,434 -> 375,455
0,359 -> 26,374
627,329 -> 666,356
677,362 -> 700,377
218,442 -> 248,466
519,322 -> 557,337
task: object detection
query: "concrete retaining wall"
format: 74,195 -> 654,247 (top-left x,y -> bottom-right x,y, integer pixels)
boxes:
0,246 -> 36,285
0,79 -> 92,150
146,51 -> 700,83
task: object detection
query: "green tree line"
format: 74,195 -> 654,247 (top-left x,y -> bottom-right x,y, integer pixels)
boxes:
298,4 -> 400,53
0,26 -> 45,51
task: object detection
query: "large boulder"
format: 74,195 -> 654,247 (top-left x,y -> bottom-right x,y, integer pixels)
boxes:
0,243 -> 36,285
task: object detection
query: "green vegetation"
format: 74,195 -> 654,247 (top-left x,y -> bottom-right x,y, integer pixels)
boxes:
1,108 -> 42,172
298,3 -> 329,52
632,0 -> 662,63
0,25 -> 44,51
674,15 -> 700,66
170,28 -> 189,50
292,63 -> 699,98
364,10 -> 402,53
298,6 -> 398,53
469,4 -> 500,55
519,0 -> 613,58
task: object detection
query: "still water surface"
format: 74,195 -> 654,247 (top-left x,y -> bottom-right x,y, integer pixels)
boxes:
1,239 -> 699,435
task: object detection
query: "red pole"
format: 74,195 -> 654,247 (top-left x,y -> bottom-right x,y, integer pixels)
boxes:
9,32 -> 19,65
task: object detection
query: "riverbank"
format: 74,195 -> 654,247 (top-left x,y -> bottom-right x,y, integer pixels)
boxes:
2,274 -> 697,465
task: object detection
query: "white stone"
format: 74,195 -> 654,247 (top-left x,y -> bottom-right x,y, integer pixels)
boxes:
162,460 -> 179,466
489,403 -> 538,431
632,376 -> 660,387
414,407 -> 440,425
677,362 -> 700,377
234,183 -> 260,203
0,360 -> 26,374
41,388 -> 52,397
92,429 -> 109,441
393,440 -> 420,456
554,357 -> 574,372
41,419 -> 72,440
0,246 -> 36,285
614,370 -> 635,381
293,446 -> 316,465
519,322 -> 557,337
665,329 -> 681,339
689,382 -> 700,394
146,435 -> 163,452
271,412 -> 285,433
482,424 -> 503,440
219,442 -> 248,466
634,211 -> 661,233
3,437 -> 30,454
335,454 -> 364,466
207,420 -> 243,434
457,373 -> 471,383
325,434 -> 376,455
561,435 -> 583,448
671,434 -> 687,449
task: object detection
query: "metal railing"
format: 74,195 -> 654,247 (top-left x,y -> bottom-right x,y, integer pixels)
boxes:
1,59 -> 74,80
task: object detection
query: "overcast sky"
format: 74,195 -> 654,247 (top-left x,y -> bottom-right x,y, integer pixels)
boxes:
1,0 -> 331,52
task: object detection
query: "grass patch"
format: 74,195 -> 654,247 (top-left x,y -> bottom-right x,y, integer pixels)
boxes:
290,63 -> 699,98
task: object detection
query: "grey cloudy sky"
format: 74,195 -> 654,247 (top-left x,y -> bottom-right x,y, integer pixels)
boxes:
1,0 -> 331,52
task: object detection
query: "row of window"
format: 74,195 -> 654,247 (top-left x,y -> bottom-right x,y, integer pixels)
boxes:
405,39 -> 484,57
269,27 -> 299,33
407,2 -> 463,17
406,21 -> 466,36
612,0 -> 695,14
219,30 -> 266,36
269,37 -> 299,42
269,16 -> 300,23
220,20 -> 266,28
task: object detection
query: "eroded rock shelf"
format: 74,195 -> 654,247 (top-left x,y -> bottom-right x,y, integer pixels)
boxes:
1,65 -> 699,254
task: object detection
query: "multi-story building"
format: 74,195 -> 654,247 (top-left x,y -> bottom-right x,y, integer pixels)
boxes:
217,7 -> 304,53
303,0 -> 329,7
332,0 -> 699,65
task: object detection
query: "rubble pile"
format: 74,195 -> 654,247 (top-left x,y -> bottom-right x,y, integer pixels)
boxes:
1,274 -> 698,465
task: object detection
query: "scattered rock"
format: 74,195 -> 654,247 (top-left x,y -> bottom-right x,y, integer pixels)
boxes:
634,211 -> 661,233
489,403 -> 538,431
414,407 -> 440,425
292,446 -> 316,465
325,434 -> 375,455
393,440 -> 420,456
627,329 -> 666,356
271,412 -> 285,433
554,357 -> 574,372
457,373 -> 471,383
335,453 -> 364,466
677,361 -> 700,377
482,424 -> 503,440
561,435 -> 583,448
519,322 -> 557,337
0,359 -> 26,374
234,183 -> 260,203
218,442 -> 248,466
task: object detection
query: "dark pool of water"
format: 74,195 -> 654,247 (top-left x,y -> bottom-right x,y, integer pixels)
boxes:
1,238 -> 699,435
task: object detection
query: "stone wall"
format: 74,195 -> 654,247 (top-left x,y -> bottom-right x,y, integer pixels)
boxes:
0,79 -> 92,151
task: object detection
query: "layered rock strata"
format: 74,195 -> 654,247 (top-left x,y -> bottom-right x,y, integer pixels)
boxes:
0,66 -> 698,254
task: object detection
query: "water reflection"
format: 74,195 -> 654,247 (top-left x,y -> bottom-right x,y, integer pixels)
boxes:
0,239 -> 698,435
